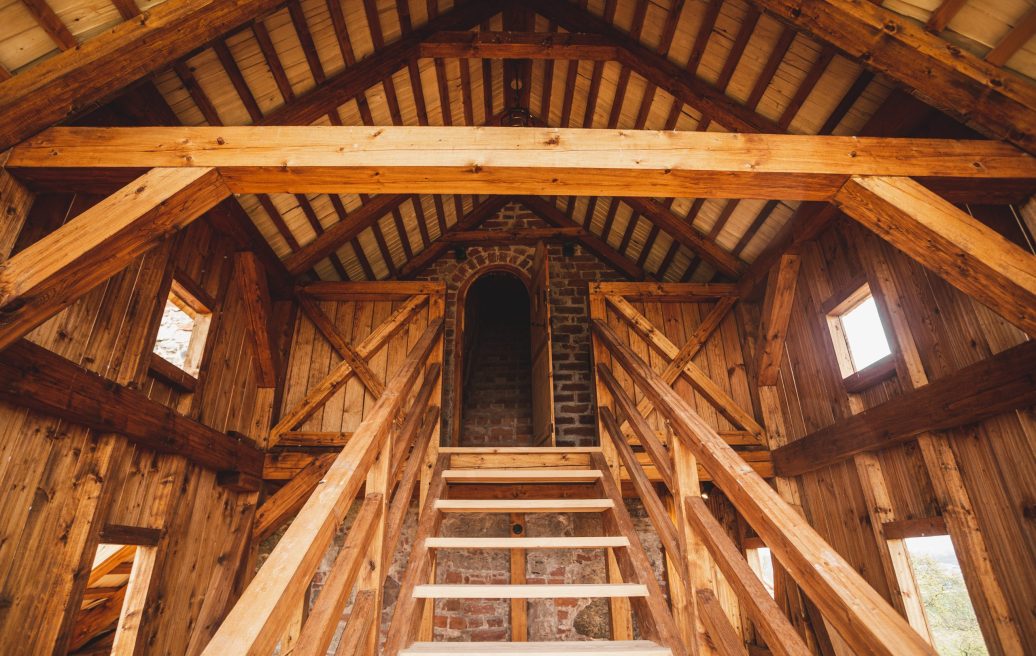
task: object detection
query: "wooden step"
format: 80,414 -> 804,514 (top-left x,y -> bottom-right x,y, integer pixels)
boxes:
413,583 -> 648,599
425,536 -> 630,549
400,641 -> 671,655
434,499 -> 613,513
441,468 -> 602,483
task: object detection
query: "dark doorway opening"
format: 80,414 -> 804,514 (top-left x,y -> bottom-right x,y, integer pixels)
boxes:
459,272 -> 534,446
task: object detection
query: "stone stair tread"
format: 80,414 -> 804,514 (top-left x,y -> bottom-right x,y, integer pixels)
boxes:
400,641 -> 671,655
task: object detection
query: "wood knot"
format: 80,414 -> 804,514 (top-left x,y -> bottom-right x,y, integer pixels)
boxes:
883,21 -> 898,33
216,136 -> 225,145
545,135 -> 560,146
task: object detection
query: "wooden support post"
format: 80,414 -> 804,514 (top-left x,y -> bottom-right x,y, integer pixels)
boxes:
510,513 -> 527,641
234,251 -> 277,387
755,254 -> 801,385
419,290 -> 446,641
0,167 -> 229,351
587,290 -> 633,641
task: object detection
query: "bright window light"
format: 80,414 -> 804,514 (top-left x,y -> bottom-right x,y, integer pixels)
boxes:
746,546 -> 775,598
839,296 -> 891,371
154,299 -> 195,369
904,535 -> 988,656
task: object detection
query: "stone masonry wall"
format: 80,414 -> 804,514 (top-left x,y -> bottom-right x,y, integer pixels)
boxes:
416,202 -> 627,446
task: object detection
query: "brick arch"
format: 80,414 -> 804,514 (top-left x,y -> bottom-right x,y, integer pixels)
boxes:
451,259 -> 533,445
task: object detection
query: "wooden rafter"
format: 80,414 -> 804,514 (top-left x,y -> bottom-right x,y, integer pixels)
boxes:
419,31 -> 620,60
526,0 -> 781,134
834,176 -> 1036,336
520,196 -> 646,280
750,0 -> 1036,154
0,0 -> 295,150
0,167 -> 230,351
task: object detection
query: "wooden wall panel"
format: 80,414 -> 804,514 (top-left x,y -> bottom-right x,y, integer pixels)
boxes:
773,217 -> 1034,653
0,192 -> 275,654
279,297 -> 433,434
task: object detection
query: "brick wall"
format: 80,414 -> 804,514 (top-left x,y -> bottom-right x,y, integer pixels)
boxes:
417,202 -> 628,446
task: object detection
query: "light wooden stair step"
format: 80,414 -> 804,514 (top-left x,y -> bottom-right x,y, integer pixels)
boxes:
442,468 -> 602,483
425,536 -> 629,549
434,499 -> 613,513
400,641 -> 671,655
412,583 -> 648,599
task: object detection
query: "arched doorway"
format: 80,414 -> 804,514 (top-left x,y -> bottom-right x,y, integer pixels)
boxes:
454,245 -> 556,447
458,271 -> 534,445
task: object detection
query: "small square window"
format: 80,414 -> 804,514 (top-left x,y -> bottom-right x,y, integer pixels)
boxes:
903,535 -> 988,655
153,280 -> 212,377
746,546 -> 775,598
825,284 -> 892,379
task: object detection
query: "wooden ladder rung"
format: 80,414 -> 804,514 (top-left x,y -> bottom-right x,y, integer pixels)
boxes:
434,499 -> 614,513
425,536 -> 630,549
441,468 -> 602,483
400,641 -> 672,655
412,583 -> 649,599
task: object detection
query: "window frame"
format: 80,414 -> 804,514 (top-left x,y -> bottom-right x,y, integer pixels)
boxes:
150,275 -> 213,386
822,280 -> 896,390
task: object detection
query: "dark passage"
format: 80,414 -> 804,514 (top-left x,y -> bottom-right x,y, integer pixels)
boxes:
459,273 -> 534,446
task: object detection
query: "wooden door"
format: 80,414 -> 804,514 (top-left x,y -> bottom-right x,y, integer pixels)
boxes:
530,242 -> 556,446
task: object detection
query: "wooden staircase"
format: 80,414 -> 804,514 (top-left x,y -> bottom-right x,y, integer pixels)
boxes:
386,449 -> 681,656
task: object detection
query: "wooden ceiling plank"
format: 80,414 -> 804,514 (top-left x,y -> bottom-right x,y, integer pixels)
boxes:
288,0 -> 326,84
746,28 -> 796,110
777,46 -> 836,130
258,194 -> 301,251
819,70 -> 874,135
257,0 -> 503,127
18,0 -> 77,50
391,206 -> 414,259
753,0 -> 1036,154
686,0 -> 723,75
434,58 -> 454,125
716,7 -> 761,91
622,197 -> 745,278
521,195 -> 645,280
398,196 -> 510,278
985,6 -> 1036,67
925,0 -> 968,33
351,238 -> 376,280
371,221 -> 398,278
411,195 -> 431,247
173,61 -> 224,125
529,0 -> 779,134
0,0 -> 296,150
254,20 -> 297,102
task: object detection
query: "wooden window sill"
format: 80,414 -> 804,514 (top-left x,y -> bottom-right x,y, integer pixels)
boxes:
148,352 -> 198,393
842,353 -> 896,393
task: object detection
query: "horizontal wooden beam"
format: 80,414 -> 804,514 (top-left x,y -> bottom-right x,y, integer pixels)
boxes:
750,0 -> 1036,155
9,128 -> 1034,200
398,197 -> 512,278
0,167 -> 230,352
419,31 -> 620,60
588,281 -> 738,301
0,0 -> 292,150
620,196 -> 745,278
772,340 -> 1036,476
441,226 -> 583,244
835,176 -> 1036,337
0,339 -> 264,477
283,194 -> 408,276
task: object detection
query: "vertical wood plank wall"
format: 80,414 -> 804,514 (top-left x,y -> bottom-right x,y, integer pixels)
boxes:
0,189 -> 279,654
768,217 -> 1034,654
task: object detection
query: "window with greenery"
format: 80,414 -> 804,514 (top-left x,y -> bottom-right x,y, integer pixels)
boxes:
904,535 -> 988,655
